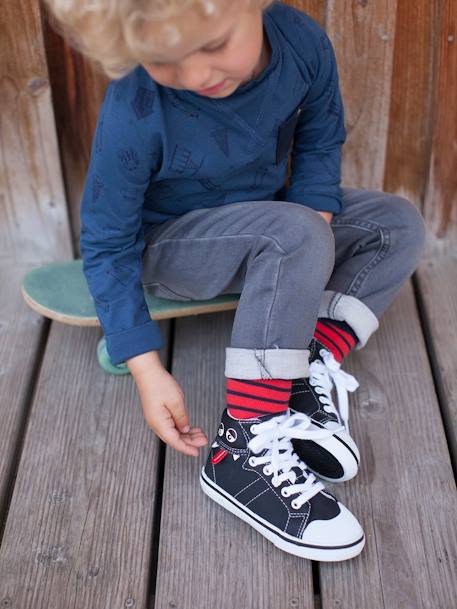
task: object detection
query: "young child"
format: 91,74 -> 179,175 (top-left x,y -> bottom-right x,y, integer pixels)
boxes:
44,0 -> 426,561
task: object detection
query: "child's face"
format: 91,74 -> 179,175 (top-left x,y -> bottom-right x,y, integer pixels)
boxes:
141,1 -> 270,97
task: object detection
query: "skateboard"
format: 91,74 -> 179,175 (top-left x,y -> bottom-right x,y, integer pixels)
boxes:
21,259 -> 240,375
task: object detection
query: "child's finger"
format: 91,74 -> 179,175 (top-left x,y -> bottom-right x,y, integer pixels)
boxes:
185,426 -> 207,437
181,433 -> 208,448
167,400 -> 191,433
182,427 -> 208,442
160,428 -> 199,456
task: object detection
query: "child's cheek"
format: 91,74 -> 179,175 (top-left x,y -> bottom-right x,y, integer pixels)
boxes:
225,46 -> 260,80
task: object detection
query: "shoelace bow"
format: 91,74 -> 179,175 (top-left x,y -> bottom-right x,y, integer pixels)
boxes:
247,412 -> 334,509
309,348 -> 359,433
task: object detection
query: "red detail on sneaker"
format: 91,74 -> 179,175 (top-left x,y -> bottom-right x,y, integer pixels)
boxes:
211,448 -> 229,464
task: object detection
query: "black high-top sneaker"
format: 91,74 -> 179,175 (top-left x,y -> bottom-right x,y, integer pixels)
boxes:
289,338 -> 360,483
200,408 -> 365,562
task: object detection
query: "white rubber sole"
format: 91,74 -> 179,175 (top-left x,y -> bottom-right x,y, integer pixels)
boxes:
317,429 -> 360,482
291,419 -> 360,483
200,469 -> 365,562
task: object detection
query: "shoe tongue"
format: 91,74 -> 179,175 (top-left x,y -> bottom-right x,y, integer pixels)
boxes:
309,338 -> 327,362
218,409 -> 289,451
225,409 -> 289,425
256,410 -> 289,423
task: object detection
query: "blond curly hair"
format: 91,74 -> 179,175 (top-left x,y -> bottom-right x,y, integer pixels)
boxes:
42,0 -> 275,79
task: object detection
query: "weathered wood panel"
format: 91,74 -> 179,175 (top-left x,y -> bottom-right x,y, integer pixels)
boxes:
0,267 -> 48,534
0,0 -> 75,575
0,320 -> 170,607
319,281 -> 457,609
415,257 -> 457,466
40,5 -> 109,256
384,0 -> 440,207
0,0 -> 72,264
289,0 -> 325,25
423,0 -> 457,240
327,0 -> 397,190
153,310 -> 314,609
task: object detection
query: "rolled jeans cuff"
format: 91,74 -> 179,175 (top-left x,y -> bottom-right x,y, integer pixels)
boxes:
318,290 -> 379,350
225,347 -> 310,379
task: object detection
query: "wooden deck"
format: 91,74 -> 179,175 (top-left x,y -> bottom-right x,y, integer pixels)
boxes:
0,260 -> 456,608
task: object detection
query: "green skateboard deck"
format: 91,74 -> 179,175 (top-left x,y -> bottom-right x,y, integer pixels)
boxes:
21,260 -> 240,374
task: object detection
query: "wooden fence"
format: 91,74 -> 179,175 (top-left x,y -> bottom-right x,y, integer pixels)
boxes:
3,0 -> 456,264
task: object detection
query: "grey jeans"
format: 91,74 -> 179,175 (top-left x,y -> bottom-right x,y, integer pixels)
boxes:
141,187 -> 426,379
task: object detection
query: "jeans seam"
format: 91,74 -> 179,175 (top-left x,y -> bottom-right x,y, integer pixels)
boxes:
329,292 -> 342,318
263,253 -> 283,355
142,281 -> 192,301
332,220 -> 391,299
145,233 -> 288,256
254,349 -> 271,379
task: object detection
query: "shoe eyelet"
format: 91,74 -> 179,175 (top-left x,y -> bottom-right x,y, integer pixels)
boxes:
263,466 -> 272,476
291,499 -> 300,510
319,349 -> 327,357
272,477 -> 280,487
250,425 -> 258,434
281,487 -> 290,497
249,457 -> 257,467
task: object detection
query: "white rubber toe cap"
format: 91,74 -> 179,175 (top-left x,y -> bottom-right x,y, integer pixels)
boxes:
301,502 -> 364,549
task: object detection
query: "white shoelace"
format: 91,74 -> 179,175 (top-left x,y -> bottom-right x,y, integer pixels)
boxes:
309,348 -> 359,433
247,412 -> 334,510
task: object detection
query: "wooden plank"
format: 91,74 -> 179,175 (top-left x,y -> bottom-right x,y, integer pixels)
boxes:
327,0 -> 397,190
0,0 -> 72,264
0,265 -> 49,529
0,0 -> 76,580
154,310 -> 314,609
40,3 -> 109,254
384,0 -> 439,206
415,257 -> 457,465
288,1 -> 326,26
319,281 -> 457,609
423,0 -> 457,240
0,318 -> 170,607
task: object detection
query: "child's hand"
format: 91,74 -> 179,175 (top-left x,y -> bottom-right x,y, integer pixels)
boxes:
129,355 -> 208,456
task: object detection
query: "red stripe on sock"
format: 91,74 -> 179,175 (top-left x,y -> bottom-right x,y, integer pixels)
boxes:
227,378 -> 291,402
226,378 -> 292,419
315,321 -> 352,358
314,329 -> 343,362
319,320 -> 357,349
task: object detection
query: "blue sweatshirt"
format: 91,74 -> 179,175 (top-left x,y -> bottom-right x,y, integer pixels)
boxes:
79,0 -> 347,365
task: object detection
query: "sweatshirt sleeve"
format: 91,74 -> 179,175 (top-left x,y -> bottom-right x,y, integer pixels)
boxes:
79,79 -> 164,365
281,19 -> 347,215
